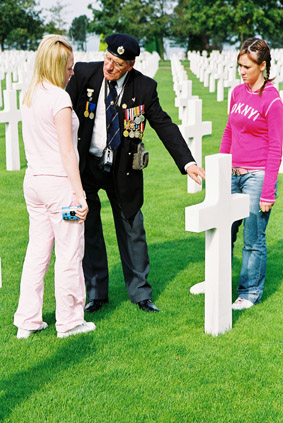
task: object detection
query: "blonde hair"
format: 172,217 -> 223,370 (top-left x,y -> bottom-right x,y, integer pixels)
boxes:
23,34 -> 73,107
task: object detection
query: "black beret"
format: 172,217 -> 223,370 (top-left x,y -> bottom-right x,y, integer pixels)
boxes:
105,33 -> 140,60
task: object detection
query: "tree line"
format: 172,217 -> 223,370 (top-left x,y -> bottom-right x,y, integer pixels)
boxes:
1,0 -> 283,54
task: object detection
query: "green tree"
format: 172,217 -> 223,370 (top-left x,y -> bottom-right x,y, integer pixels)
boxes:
88,0 -> 125,36
44,0 -> 69,35
144,0 -> 171,58
229,0 -> 283,45
69,15 -> 90,51
88,0 -> 171,58
170,0 -> 283,52
170,0 -> 231,51
0,0 -> 44,50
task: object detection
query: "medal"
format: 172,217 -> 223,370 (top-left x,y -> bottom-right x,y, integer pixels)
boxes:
123,130 -> 129,137
124,106 -> 145,136
139,105 -> 145,122
87,88 -> 94,98
84,101 -> 96,119
89,103 -> 96,116
139,119 -> 145,139
122,103 -> 127,109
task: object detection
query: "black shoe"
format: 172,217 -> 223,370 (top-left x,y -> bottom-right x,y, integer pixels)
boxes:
84,299 -> 108,312
138,299 -> 159,312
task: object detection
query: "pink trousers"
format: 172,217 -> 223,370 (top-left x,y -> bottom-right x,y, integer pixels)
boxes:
14,174 -> 86,333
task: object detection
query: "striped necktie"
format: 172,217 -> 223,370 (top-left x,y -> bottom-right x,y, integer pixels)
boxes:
106,81 -> 121,150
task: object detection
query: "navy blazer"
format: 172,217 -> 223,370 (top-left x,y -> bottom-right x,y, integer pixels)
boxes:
66,62 -> 195,219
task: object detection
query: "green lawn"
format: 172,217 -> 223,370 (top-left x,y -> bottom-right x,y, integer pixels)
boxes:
0,61 -> 282,423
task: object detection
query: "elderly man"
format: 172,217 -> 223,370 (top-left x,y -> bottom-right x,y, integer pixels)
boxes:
66,33 -> 205,313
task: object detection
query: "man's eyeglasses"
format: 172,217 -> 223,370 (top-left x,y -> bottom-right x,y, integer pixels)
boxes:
104,54 -> 125,70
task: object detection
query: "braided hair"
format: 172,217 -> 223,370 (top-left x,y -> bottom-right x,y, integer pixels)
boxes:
237,38 -> 273,96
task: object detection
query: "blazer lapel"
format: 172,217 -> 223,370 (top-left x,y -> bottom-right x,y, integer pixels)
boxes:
86,64 -> 104,106
120,70 -> 136,109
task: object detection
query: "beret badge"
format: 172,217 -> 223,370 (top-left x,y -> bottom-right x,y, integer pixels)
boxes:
117,46 -> 125,55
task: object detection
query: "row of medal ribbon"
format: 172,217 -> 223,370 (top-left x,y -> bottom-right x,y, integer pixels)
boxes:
83,96 -> 145,140
84,88 -> 96,119
123,105 -> 145,139
84,100 -> 96,119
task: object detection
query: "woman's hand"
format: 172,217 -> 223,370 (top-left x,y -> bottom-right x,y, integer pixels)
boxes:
75,196 -> 88,223
259,201 -> 274,213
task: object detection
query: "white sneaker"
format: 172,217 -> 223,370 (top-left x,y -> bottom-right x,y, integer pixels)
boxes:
232,297 -> 254,310
190,282 -> 206,295
17,322 -> 48,339
57,321 -> 96,338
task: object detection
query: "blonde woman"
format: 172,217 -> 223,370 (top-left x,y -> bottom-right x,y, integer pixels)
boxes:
14,35 -> 95,338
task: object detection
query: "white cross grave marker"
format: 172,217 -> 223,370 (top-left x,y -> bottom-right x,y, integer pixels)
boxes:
209,74 -> 216,93
179,98 -> 212,193
217,78 -> 224,102
185,153 -> 250,336
0,71 -> 4,108
175,80 -> 198,122
0,79 -> 21,171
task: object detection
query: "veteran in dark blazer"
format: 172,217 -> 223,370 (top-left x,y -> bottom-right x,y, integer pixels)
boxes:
66,33 -> 205,313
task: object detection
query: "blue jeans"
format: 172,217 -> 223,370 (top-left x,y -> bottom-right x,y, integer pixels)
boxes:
231,171 -> 273,304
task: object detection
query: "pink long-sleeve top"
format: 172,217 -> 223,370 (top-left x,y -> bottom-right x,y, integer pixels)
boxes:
220,82 -> 283,203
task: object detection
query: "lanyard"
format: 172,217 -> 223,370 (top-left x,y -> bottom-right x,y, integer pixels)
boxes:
104,74 -> 129,108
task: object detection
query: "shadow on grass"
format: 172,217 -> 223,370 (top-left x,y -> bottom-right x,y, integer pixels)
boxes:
0,236 -> 204,421
86,235 -> 205,322
83,234 -> 283,327
1,237 -> 281,420
231,238 -> 283,323
0,335 -> 96,422
257,238 -> 283,302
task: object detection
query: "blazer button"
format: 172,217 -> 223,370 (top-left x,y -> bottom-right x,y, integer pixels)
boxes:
78,138 -> 81,141
126,172 -> 130,176
128,152 -> 131,155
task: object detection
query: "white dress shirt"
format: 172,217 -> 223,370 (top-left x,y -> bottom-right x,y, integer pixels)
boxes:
89,73 -> 127,157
